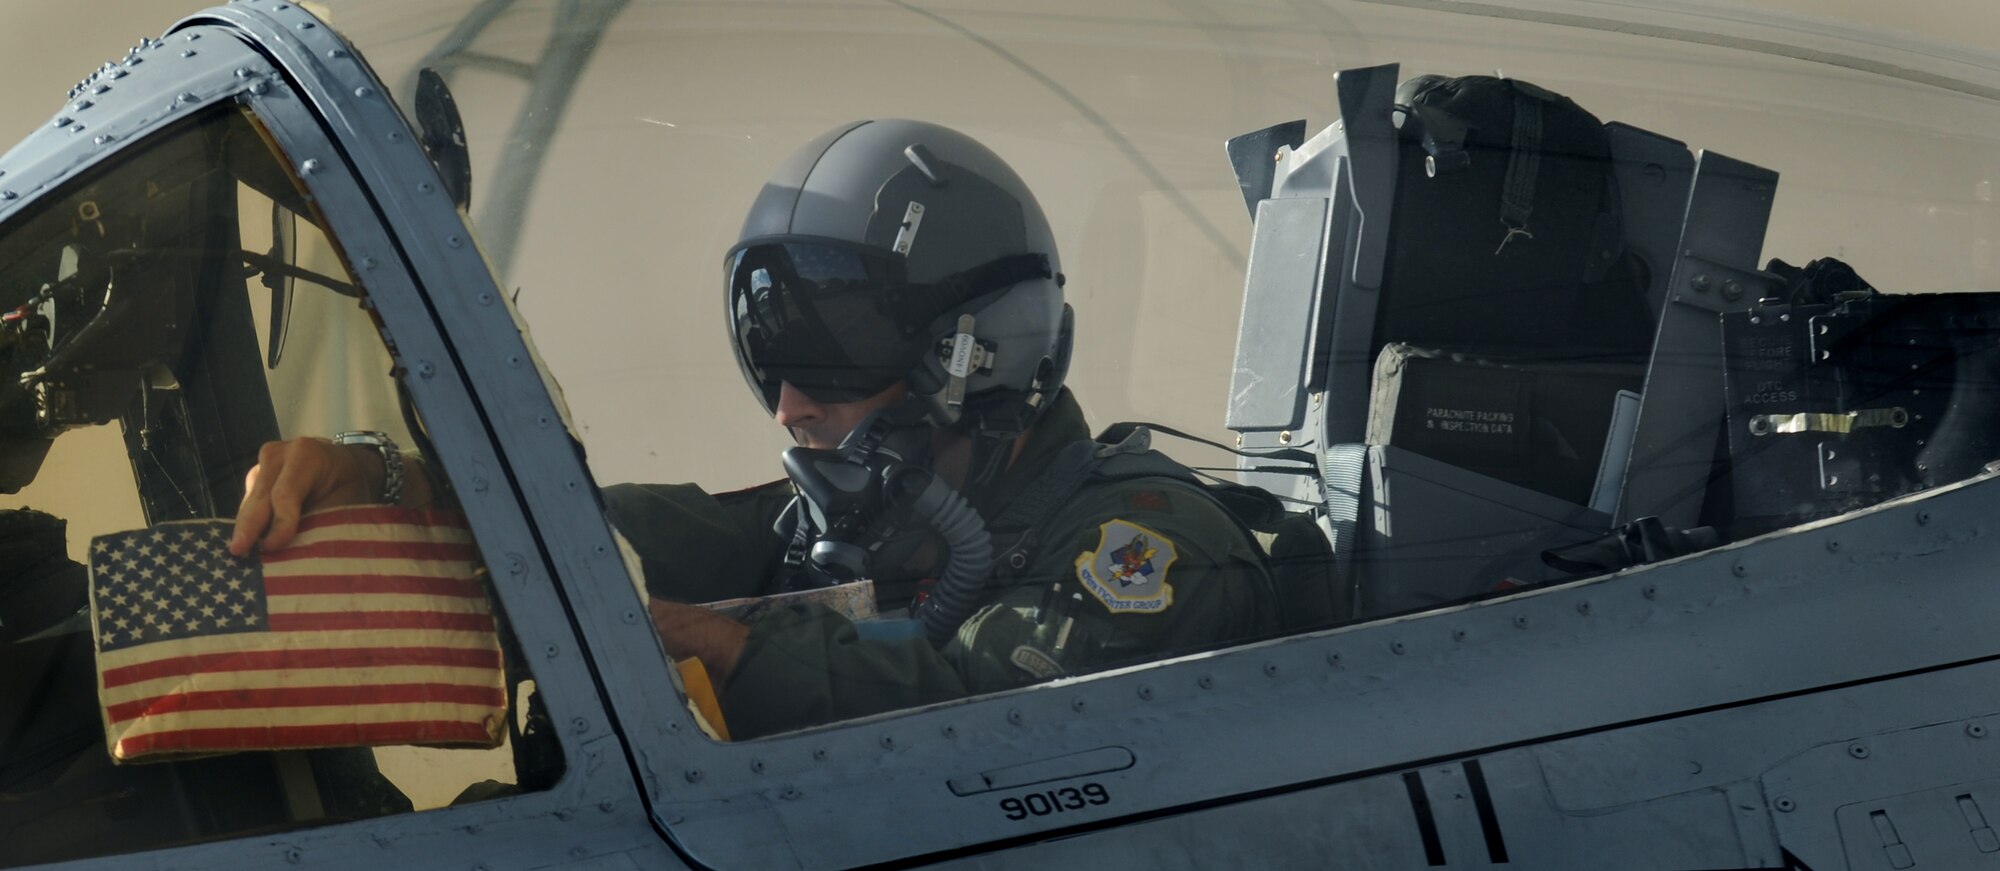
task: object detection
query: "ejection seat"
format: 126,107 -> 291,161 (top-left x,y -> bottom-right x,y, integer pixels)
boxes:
1223,64 -> 1781,622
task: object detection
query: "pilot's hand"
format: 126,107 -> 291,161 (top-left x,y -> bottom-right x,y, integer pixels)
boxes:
229,438 -> 381,556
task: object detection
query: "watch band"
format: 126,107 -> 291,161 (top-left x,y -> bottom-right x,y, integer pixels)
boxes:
331,431 -> 404,505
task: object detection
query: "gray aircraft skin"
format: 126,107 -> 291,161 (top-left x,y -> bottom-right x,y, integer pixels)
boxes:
3,3 -> 2000,870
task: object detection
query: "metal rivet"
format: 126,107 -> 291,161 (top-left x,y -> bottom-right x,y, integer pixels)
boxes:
0,192 -> 15,202
249,81 -> 269,95
236,67 -> 252,78
684,768 -> 702,783
507,555 -> 526,574
565,480 -> 579,492
750,759 -> 766,773
285,847 -> 304,864
1452,628 -> 1468,641
1197,675 -> 1215,690
72,100 -> 92,111
1826,540 -> 1842,553
298,21 -> 315,29
447,235 -> 464,248
417,182 -> 435,194
1513,615 -> 1529,628
1774,797 -> 1796,813
185,32 -> 200,41
594,544 -> 608,555
1008,552 -> 1027,569
1326,652 -> 1342,668
543,644 -> 559,658
1278,431 -> 1293,445
93,84 -> 111,95
537,415 -> 551,427
1575,601 -> 1592,615
507,355 -> 522,368
94,135 -> 114,145
1263,662 -> 1279,677
181,50 -> 196,58
622,610 -> 638,624
571,717 -> 589,734
387,130 -> 402,142
1917,510 -> 1932,526
812,748 -> 828,761
1722,279 -> 1745,301
1848,743 -> 1869,759
1072,696 -> 1087,712
472,476 -> 489,492
1690,273 -> 1711,292
1732,562 -> 1749,578
1007,709 -> 1025,725
1390,641 -> 1406,655
70,125 -> 84,133
417,361 -> 435,378
300,159 -> 321,175
1642,585 -> 1659,600
940,725 -> 957,739
177,92 -> 198,104
329,48 -> 349,59
360,256 -> 377,270
880,735 -> 896,749
51,117 -> 69,128
477,291 -> 493,305
1137,684 -> 1154,700
355,86 -> 374,98
780,787 -> 802,801
553,808 -> 574,821
598,800 -> 616,813
1970,724 -> 1989,738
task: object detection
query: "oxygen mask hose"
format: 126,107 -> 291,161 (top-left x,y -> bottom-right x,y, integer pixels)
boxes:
884,465 -> 994,646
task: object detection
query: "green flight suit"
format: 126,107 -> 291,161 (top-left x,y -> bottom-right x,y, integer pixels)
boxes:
604,390 -> 1278,739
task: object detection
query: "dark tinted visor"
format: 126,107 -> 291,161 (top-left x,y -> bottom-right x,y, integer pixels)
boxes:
727,240 -> 921,411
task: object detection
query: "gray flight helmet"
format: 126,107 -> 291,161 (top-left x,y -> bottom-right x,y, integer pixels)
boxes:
726,119 -> 1073,438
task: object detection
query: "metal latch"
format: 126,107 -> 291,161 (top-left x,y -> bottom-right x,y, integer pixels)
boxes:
1747,407 -> 1908,436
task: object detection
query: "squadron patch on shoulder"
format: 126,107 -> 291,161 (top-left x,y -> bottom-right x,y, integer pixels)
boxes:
1074,519 -> 1177,613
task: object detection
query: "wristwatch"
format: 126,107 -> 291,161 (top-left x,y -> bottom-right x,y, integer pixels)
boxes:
332,431 -> 404,505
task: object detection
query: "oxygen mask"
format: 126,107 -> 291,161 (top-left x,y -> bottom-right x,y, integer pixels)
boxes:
781,403 -> 941,584
781,402 -> 994,645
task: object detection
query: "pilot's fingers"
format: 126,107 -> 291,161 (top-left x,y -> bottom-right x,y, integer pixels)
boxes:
229,441 -> 289,556
259,440 -> 335,552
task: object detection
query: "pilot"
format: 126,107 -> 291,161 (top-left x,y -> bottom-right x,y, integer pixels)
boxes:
231,120 -> 1277,739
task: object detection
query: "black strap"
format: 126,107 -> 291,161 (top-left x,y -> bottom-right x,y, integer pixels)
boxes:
1097,420 -> 1317,466
911,253 -> 1054,316
988,440 -> 1101,576
1498,88 -> 1543,241
993,440 -> 1100,533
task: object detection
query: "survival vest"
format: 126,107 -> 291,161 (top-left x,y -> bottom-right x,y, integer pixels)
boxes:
986,423 -> 1350,633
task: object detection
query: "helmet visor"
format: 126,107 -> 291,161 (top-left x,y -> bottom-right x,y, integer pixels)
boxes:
727,241 -> 921,411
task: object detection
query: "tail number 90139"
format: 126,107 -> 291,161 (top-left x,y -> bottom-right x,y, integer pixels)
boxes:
1001,783 -> 1111,820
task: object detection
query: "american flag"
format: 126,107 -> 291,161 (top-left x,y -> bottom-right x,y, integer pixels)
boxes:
88,505 -> 506,762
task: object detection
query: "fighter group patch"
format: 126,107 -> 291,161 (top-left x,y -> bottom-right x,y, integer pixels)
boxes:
1074,519 -> 1177,613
